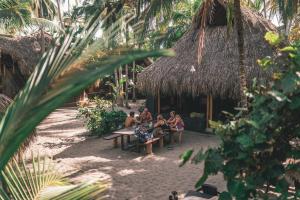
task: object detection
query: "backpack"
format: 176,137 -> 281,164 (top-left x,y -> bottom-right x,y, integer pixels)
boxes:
134,126 -> 153,143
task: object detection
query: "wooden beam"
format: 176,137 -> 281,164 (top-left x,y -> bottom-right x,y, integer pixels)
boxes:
157,91 -> 161,114
209,95 -> 213,122
206,95 -> 209,128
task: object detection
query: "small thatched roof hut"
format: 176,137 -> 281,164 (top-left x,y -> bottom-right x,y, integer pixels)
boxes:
0,34 -> 51,97
137,0 -> 277,99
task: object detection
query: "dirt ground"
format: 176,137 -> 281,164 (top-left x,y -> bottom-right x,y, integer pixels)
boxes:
27,107 -> 225,200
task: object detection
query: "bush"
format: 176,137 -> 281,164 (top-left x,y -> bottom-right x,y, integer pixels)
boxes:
181,37 -> 300,199
77,97 -> 127,136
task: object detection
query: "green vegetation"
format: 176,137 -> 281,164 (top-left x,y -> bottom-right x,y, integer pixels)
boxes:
78,97 -> 127,136
2,155 -> 106,200
181,35 -> 300,199
0,6 -> 171,199
0,0 -> 299,199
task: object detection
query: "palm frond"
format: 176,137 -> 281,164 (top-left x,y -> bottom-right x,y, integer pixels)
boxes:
29,17 -> 64,33
1,155 -> 106,200
0,9 -> 173,170
0,0 -> 31,33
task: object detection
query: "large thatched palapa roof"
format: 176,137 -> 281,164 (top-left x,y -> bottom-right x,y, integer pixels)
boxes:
0,34 -> 50,76
0,34 -> 51,97
137,1 -> 277,99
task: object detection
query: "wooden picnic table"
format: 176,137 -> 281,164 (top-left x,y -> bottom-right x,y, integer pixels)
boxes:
113,127 -> 135,150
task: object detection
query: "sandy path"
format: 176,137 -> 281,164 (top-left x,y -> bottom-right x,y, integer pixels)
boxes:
28,107 -> 225,200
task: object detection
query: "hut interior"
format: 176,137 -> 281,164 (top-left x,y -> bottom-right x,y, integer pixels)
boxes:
0,51 -> 27,97
146,95 -> 237,132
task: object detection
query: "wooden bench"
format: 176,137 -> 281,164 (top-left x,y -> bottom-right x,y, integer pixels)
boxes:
137,137 -> 161,154
104,133 -> 121,148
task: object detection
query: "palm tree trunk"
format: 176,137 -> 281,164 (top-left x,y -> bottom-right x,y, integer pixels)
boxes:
125,64 -> 129,108
132,61 -> 136,102
56,0 -> 64,29
234,0 -> 248,111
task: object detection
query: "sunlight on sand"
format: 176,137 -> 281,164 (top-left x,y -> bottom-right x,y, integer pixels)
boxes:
117,169 -> 146,176
132,155 -> 166,162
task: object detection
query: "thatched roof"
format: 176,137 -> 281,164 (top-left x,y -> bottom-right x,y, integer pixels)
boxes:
137,2 -> 277,99
0,34 -> 51,76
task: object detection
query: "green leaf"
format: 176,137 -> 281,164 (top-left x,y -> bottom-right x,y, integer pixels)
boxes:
219,192 -> 232,200
236,134 -> 253,149
227,179 -> 246,198
192,148 -> 208,164
254,133 -> 267,144
267,90 -> 288,102
179,149 -> 194,167
264,32 -> 282,46
195,173 -> 208,189
289,96 -> 300,109
280,46 -> 296,52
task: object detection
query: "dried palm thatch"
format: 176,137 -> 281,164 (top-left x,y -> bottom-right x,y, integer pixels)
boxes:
137,1 -> 277,99
0,34 -> 51,76
0,94 -> 36,159
0,34 -> 51,97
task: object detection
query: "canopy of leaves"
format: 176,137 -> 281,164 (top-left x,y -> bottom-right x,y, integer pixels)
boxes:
182,34 -> 300,199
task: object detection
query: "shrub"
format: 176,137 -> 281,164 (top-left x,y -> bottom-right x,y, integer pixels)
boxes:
181,38 -> 300,199
78,97 -> 127,136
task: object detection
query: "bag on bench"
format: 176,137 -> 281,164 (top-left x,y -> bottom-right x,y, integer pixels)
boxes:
134,126 -> 153,143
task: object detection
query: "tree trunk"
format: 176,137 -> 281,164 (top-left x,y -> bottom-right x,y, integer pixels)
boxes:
132,61 -> 136,102
56,0 -> 64,29
263,0 -> 267,18
125,64 -> 129,108
119,67 -> 123,94
234,0 -> 248,111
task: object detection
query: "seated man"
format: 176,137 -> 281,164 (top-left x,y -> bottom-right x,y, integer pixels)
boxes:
125,112 -> 136,128
140,107 -> 153,123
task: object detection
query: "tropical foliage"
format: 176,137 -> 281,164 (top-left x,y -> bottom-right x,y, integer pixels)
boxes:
77,97 -> 127,136
0,4 -> 171,198
181,34 -> 300,199
1,155 -> 106,200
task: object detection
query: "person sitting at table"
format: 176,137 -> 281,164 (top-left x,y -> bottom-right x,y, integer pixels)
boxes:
152,114 -> 168,137
125,112 -> 136,128
170,114 -> 184,132
140,107 -> 153,123
167,111 -> 176,126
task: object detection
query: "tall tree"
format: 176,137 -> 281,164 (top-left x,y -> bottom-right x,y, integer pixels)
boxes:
234,0 -> 248,110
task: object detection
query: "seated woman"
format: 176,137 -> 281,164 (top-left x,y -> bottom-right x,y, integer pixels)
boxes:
140,107 -> 153,123
152,114 -> 167,137
125,112 -> 136,128
167,111 -> 176,126
170,114 -> 184,132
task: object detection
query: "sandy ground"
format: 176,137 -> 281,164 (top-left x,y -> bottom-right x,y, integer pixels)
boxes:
27,107 -> 225,200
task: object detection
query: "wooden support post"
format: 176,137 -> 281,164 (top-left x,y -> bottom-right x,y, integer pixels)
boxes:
206,95 -> 213,128
209,95 -> 213,122
157,91 -> 161,114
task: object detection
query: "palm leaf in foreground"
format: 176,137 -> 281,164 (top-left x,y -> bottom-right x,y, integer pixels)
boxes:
0,10 -> 174,170
1,155 -> 106,200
